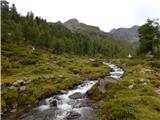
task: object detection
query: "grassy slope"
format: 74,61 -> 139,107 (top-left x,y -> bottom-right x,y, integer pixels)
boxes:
88,59 -> 160,120
1,40 -> 110,117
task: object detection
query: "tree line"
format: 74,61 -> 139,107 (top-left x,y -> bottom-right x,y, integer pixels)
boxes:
1,0 -> 133,57
138,19 -> 160,57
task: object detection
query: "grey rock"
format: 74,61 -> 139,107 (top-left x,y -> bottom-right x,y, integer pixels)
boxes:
60,90 -> 68,94
74,99 -> 95,108
19,86 -> 26,91
13,80 -> 24,87
69,92 -> 85,99
66,111 -> 81,120
9,86 -> 17,90
128,84 -> 134,89
64,19 -> 106,37
49,99 -> 57,107
110,25 -> 139,42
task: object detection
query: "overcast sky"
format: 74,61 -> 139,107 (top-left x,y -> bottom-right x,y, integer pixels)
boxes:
8,0 -> 160,32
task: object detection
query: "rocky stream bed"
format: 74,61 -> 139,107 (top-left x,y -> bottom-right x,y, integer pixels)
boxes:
18,62 -> 124,120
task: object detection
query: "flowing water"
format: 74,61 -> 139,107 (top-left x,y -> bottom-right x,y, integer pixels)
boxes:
19,62 -> 124,120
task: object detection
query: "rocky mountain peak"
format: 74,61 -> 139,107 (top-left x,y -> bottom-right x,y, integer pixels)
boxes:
109,25 -> 140,42
64,19 -> 79,24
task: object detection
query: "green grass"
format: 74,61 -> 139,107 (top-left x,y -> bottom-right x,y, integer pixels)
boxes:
3,40 -> 160,120
88,59 -> 160,120
1,40 -> 110,117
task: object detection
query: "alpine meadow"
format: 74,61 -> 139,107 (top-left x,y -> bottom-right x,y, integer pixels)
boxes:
1,0 -> 160,120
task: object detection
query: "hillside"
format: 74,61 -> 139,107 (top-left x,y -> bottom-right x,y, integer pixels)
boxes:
2,1 -> 160,120
1,0 -> 133,57
110,25 -> 139,42
1,40 -> 111,119
64,18 -> 114,40
64,19 -> 139,43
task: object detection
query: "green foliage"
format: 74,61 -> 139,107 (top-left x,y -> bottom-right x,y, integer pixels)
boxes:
1,0 -> 133,57
1,38 -> 112,117
138,19 -> 160,56
99,100 -> 138,120
147,61 -> 160,68
20,57 -> 37,65
88,59 -> 160,120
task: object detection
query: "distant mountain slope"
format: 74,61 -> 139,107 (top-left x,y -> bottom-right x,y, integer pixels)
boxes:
64,19 -> 113,40
64,19 -> 100,32
109,25 -> 139,42
64,19 -> 139,42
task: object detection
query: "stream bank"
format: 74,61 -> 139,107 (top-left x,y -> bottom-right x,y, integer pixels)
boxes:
18,62 -> 124,120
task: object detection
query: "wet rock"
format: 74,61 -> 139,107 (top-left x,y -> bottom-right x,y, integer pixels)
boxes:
66,111 -> 81,120
39,100 -> 47,105
69,92 -> 85,99
75,99 -> 95,108
19,86 -> 26,91
9,86 -> 17,90
49,99 -> 57,107
13,80 -> 24,87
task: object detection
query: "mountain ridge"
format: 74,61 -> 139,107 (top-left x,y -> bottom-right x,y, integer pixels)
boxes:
64,18 -> 139,42
64,18 -> 115,40
109,25 -> 139,42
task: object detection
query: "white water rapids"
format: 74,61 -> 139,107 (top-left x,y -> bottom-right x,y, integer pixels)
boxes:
19,62 -> 124,120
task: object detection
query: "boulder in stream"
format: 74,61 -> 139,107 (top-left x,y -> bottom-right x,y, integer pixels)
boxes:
66,111 -> 81,120
69,92 -> 85,99
49,99 -> 57,107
